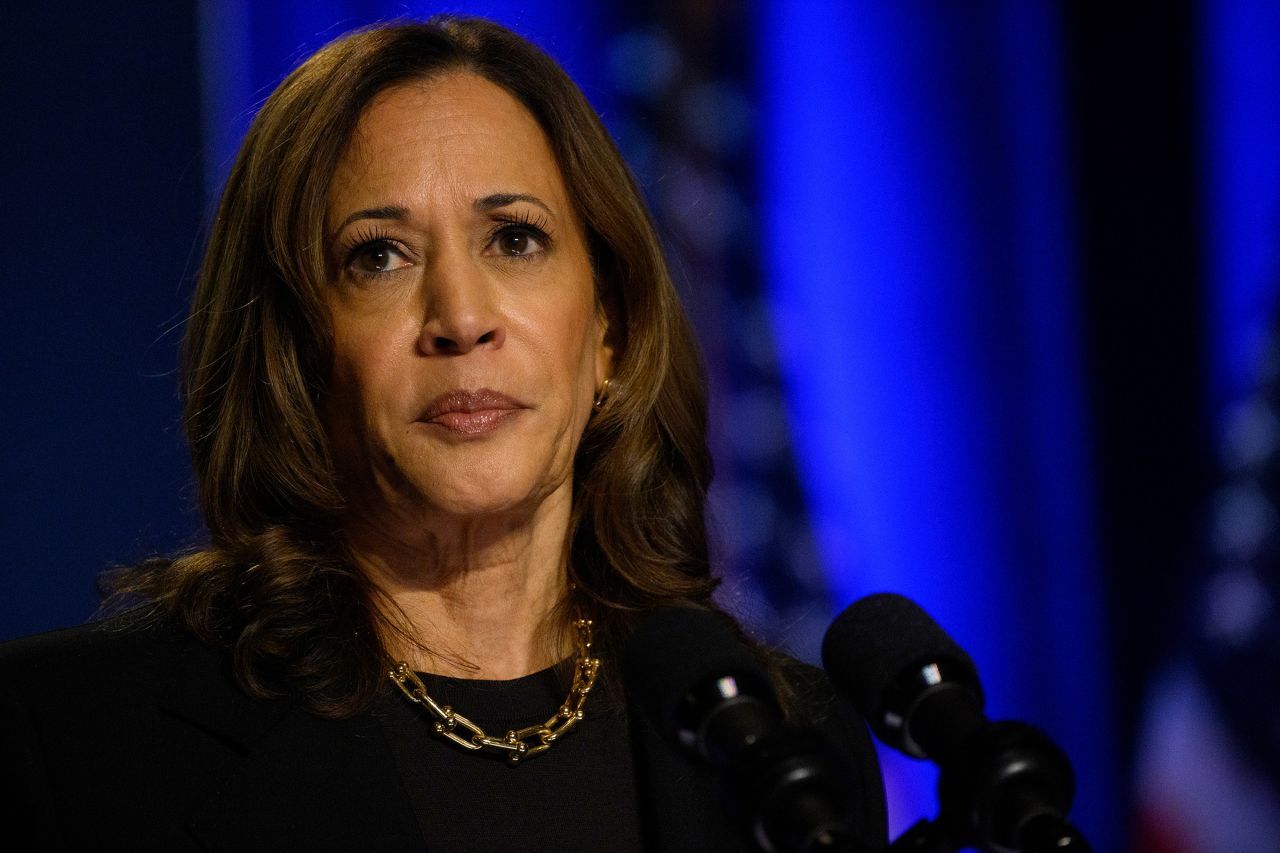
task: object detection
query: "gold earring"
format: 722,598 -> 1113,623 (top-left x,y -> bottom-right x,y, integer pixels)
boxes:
593,377 -> 612,410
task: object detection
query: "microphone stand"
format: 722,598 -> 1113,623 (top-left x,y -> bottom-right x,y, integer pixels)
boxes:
888,817 -> 956,853
884,717 -> 1093,853
888,814 -> 1089,853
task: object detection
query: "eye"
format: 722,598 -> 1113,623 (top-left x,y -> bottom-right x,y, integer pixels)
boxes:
495,227 -> 544,256
346,239 -> 413,277
485,215 -> 552,260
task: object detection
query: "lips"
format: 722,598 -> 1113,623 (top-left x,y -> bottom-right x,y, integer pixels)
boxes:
417,388 -> 526,436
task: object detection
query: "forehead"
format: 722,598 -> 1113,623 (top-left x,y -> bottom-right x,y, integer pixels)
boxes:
327,72 -> 568,224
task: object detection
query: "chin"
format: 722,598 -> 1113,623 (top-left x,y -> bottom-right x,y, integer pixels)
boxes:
409,469 -> 566,523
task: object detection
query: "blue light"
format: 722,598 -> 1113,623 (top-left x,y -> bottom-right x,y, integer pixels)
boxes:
756,1 -> 1114,845
1202,2 -> 1280,410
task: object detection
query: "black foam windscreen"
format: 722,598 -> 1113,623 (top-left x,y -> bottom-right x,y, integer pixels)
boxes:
621,607 -> 773,738
820,592 -> 978,720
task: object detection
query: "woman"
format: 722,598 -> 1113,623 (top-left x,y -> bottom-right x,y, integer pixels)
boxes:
0,17 -> 885,852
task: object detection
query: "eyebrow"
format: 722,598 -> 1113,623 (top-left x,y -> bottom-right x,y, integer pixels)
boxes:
335,205 -> 409,232
475,193 -> 552,215
333,194 -> 553,233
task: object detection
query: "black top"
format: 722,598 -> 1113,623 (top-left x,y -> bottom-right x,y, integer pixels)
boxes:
0,614 -> 888,851
379,666 -> 643,852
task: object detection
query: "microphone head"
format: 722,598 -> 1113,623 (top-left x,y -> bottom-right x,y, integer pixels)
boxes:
822,593 -> 982,755
626,608 -> 872,848
824,595 -> 1087,850
622,607 -> 778,761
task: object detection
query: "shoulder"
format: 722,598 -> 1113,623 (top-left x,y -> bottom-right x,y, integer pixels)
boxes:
0,609 -> 195,694
776,657 -> 844,717
0,611 -> 323,851
0,608 -> 182,660
0,612 -> 215,848
775,655 -> 889,850
0,609 -> 233,754
773,654 -> 866,742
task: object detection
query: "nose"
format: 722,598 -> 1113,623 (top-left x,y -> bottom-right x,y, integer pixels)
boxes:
417,253 -> 506,356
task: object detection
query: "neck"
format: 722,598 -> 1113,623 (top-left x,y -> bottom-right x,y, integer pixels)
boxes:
346,487 -> 576,679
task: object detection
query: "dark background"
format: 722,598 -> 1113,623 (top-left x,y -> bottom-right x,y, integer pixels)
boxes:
0,4 -> 206,639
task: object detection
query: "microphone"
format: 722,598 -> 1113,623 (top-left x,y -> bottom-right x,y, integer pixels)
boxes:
822,594 -> 1090,853
623,607 -> 869,853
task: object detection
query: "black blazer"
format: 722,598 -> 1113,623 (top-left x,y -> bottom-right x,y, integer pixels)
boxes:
0,616 -> 887,851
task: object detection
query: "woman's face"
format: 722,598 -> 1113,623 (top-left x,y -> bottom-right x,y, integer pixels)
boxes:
322,73 -> 612,531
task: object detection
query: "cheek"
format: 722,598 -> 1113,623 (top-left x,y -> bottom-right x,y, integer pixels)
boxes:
553,310 -> 602,391
510,285 -> 598,372
327,327 -> 407,423
560,286 -> 606,373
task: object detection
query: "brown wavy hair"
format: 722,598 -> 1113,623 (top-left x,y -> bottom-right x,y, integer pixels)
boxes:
108,17 -> 718,717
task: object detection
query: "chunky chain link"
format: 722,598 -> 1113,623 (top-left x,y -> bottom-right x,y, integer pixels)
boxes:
388,618 -> 600,765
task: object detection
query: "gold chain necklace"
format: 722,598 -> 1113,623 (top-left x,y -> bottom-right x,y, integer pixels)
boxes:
388,618 -> 600,765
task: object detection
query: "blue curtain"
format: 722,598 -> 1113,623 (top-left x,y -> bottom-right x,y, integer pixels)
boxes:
1203,1 -> 1280,407
756,1 -> 1114,845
